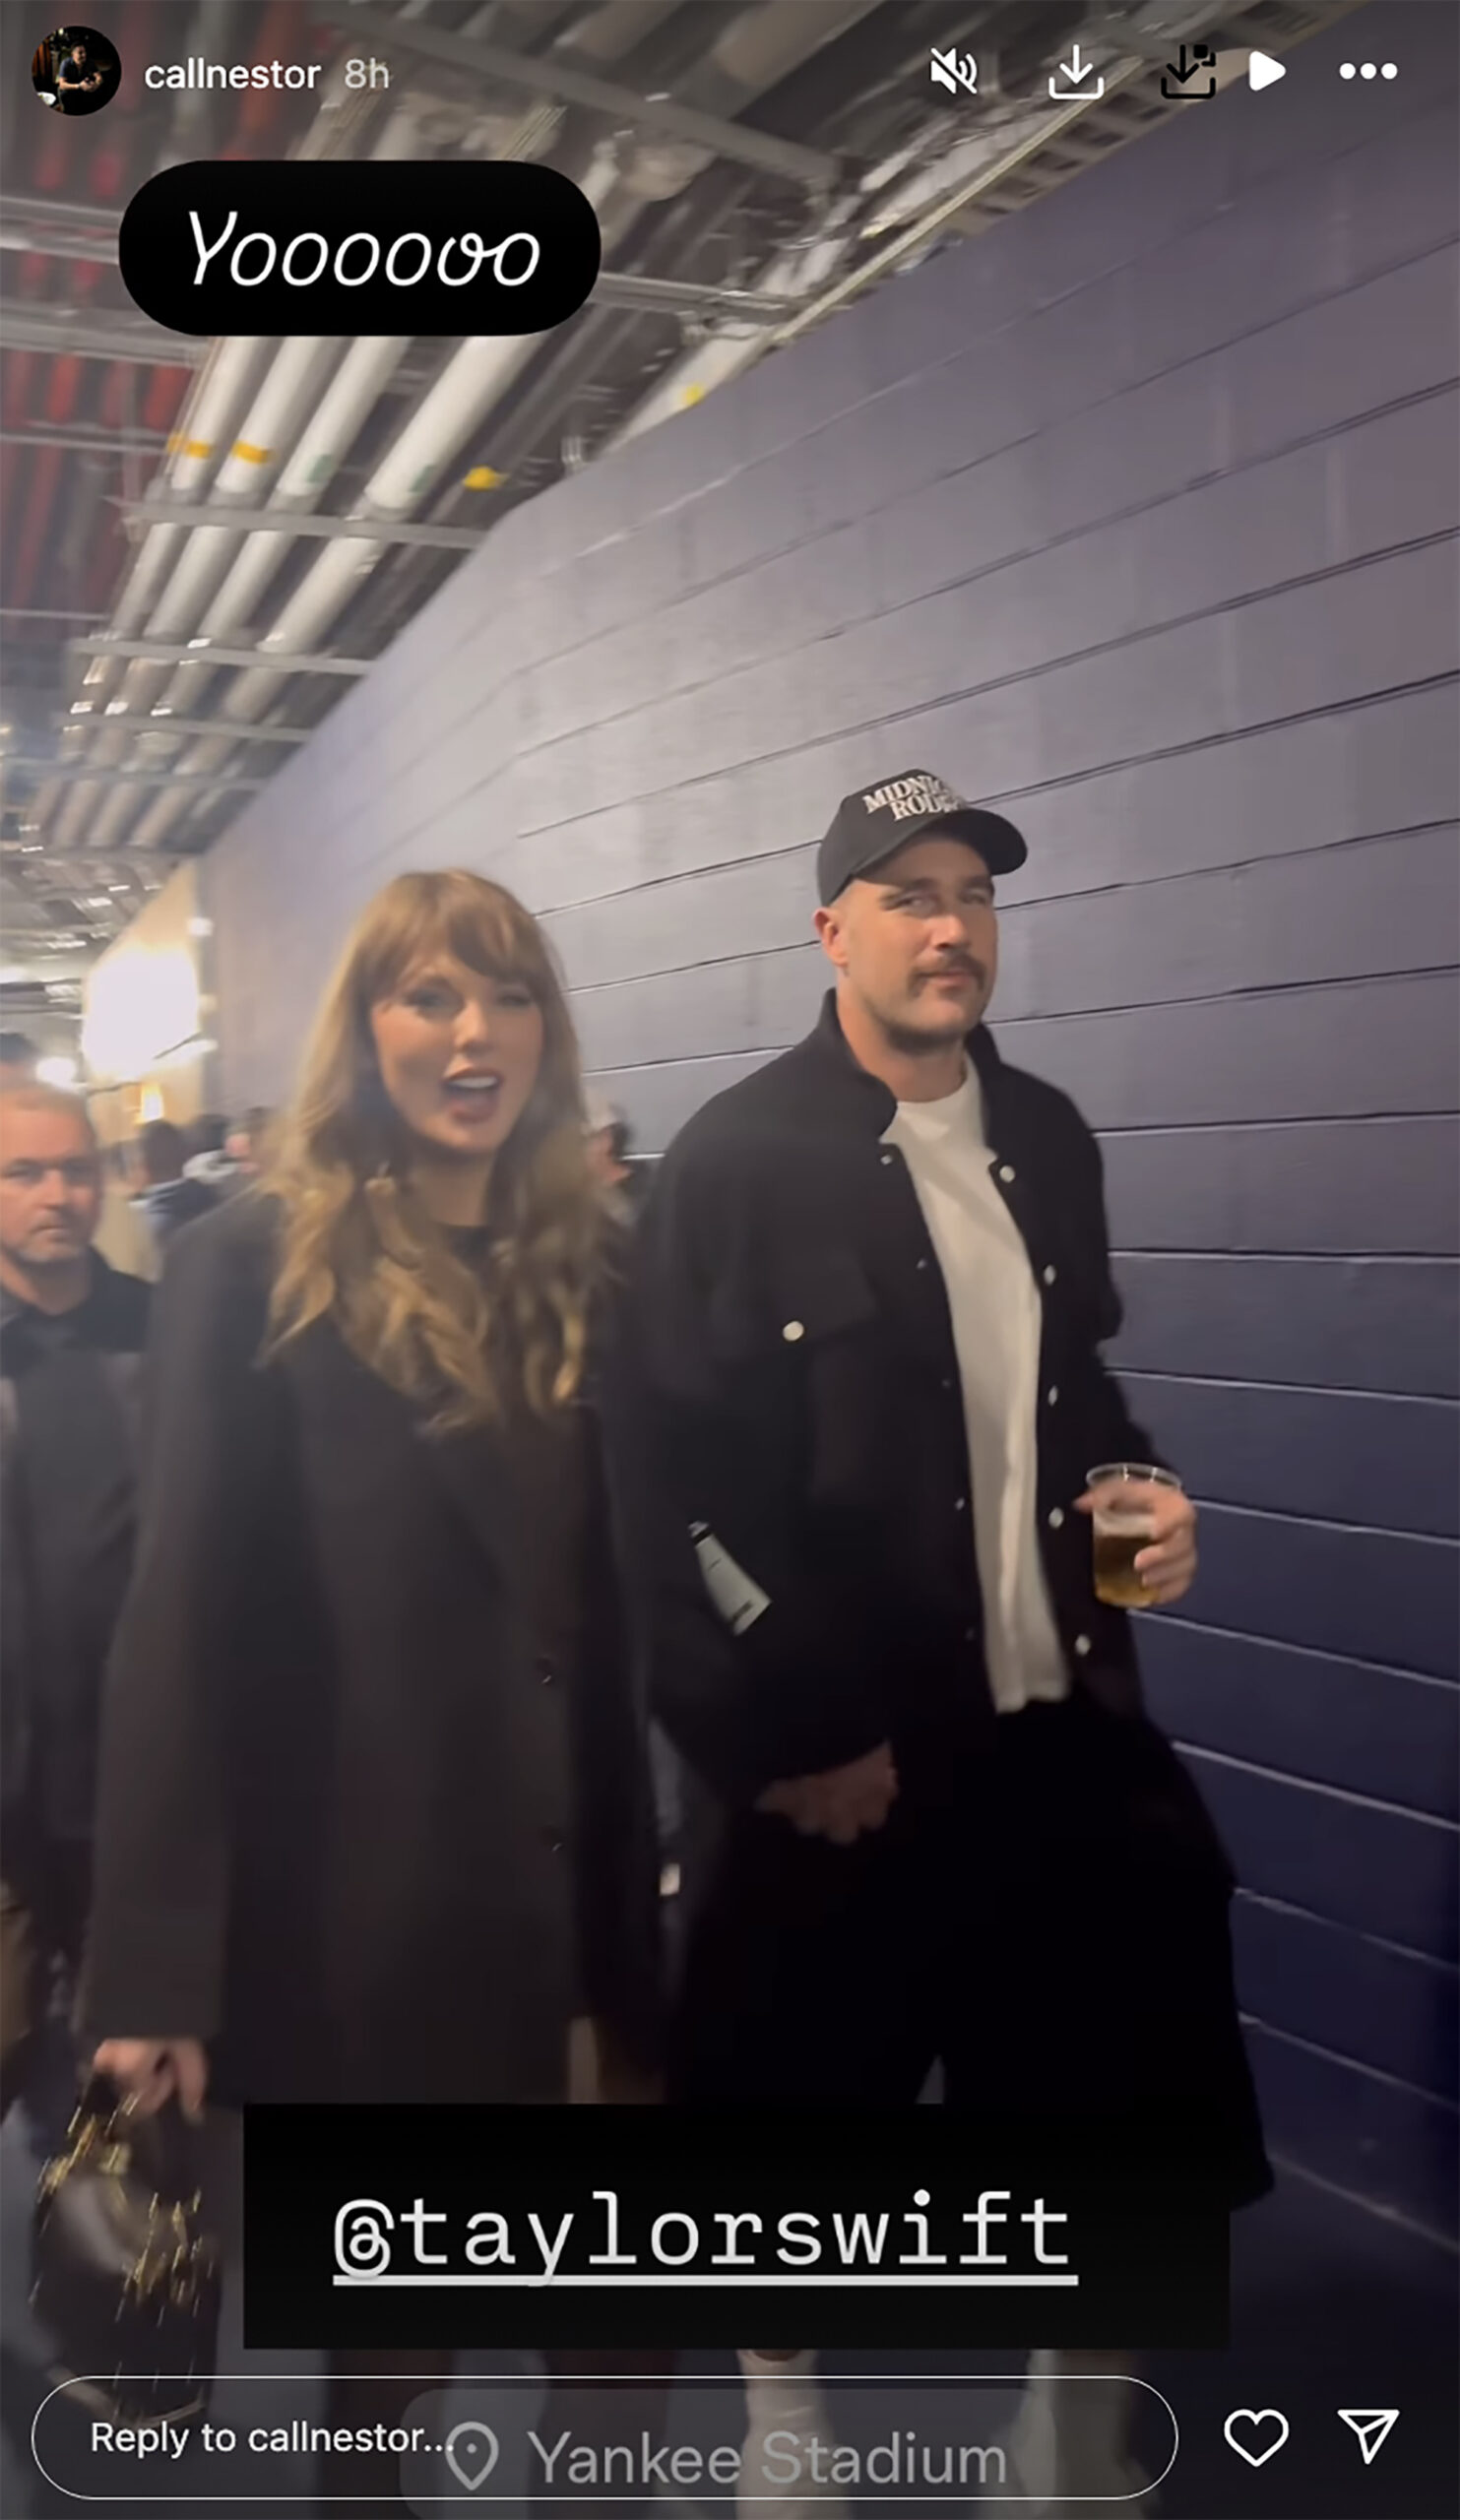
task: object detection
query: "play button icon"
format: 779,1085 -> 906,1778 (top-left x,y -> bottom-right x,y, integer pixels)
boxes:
1249,49 -> 1286,90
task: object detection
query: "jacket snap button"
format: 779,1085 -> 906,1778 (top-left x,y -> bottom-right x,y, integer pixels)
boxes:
1074,1634 -> 1092,1658
917,1257 -> 929,1272
547,1835 -> 566,1854
998,1164 -> 1016,1183
954,1494 -> 968,1513
782,1320 -> 805,1342
1043,1264 -> 1057,1286
1047,1385 -> 1059,1407
1047,1507 -> 1064,1530
880,1152 -> 895,1166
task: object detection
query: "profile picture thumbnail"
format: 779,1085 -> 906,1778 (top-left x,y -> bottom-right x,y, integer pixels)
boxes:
32,24 -> 121,114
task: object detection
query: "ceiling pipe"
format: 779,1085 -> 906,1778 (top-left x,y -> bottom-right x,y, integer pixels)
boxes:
127,0 -> 862,850
51,55 -> 425,849
0,306 -> 212,362
612,36 -> 1151,439
118,502 -> 486,548
40,335 -> 275,845
0,190 -> 792,317
108,72 -> 430,750
122,213 -> 619,841
68,0 -> 624,851
77,335 -> 349,849
769,51 -> 1147,349
68,636 -> 368,673
138,340 -> 348,639
59,337 -> 344,848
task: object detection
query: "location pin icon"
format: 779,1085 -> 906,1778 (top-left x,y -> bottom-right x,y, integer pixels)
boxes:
445,2421 -> 500,2491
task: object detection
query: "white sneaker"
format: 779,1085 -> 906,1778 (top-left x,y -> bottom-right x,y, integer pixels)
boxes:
736,2353 -> 850,2519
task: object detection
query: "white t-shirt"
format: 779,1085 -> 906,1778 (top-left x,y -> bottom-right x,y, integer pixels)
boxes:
882,1071 -> 1069,1714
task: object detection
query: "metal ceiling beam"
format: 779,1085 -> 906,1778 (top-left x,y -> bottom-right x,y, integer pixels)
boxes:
766,57 -> 1150,350
592,271 -> 791,322
4,764 -> 266,790
114,501 -> 487,549
0,200 -> 793,322
0,423 -> 170,455
311,3 -> 840,188
68,638 -> 369,675
55,715 -> 311,746
0,191 -> 119,239
2,306 -> 210,365
0,221 -> 117,263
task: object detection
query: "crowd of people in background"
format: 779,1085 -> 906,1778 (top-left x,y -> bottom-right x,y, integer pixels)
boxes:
127,1107 -> 273,1267
0,1086 -> 291,2099
0,783 -> 1265,2519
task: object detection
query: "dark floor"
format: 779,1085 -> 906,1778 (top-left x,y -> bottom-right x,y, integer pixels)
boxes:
3,2064 -> 1454,2519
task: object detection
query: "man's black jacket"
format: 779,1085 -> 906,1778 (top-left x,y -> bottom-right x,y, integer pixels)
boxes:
0,1252 -> 150,1895
614,992 -> 1171,1810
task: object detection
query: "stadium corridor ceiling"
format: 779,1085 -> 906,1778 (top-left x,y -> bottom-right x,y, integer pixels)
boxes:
0,0 -> 1356,1023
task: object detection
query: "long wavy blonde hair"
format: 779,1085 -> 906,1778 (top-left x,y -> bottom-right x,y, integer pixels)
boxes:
264,869 -> 609,1429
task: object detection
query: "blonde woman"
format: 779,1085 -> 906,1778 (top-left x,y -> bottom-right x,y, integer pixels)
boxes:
85,871 -> 667,2504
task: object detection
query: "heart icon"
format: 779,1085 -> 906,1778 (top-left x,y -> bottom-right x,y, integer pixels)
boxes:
445,2421 -> 500,2491
1224,2408 -> 1290,2468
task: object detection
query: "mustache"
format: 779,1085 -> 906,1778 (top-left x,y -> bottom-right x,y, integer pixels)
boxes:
916,959 -> 985,983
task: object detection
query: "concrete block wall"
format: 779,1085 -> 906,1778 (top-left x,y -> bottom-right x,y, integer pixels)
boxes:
207,4 -> 1458,2233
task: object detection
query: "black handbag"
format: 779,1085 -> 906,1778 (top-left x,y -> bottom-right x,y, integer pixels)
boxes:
31,2076 -> 222,2424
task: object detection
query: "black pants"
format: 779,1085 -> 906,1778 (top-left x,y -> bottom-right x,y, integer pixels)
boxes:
673,1700 -> 1270,2204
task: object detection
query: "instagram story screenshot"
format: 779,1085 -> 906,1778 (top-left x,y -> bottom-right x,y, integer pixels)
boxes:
0,1 -> 1455,2514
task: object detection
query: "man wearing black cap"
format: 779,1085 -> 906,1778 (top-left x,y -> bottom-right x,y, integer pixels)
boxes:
617,771 -> 1268,2505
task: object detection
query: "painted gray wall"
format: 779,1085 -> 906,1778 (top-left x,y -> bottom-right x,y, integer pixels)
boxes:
207,4 -> 1458,2232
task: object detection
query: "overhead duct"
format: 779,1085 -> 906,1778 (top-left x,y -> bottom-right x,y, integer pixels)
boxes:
130,0 -> 879,853
54,339 -> 345,850
85,340 -> 277,659
138,336 -> 414,723
58,71 -> 431,850
81,0 -> 661,853
76,337 -> 350,852
122,156 -> 627,848
612,2 -> 1195,439
43,336 -> 277,845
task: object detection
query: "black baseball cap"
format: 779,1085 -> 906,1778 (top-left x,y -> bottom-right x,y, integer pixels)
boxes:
817,769 -> 1028,905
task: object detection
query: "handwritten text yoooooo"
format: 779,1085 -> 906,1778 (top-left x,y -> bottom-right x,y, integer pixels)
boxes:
187,213 -> 541,292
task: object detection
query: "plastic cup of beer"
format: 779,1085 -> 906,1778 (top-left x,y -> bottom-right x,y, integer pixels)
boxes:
1085,1463 -> 1183,1607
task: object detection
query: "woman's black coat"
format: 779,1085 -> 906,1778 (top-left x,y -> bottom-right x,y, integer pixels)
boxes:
82,1193 -> 662,2105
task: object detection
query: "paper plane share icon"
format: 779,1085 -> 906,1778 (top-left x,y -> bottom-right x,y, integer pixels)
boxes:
1338,2410 -> 1399,2465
